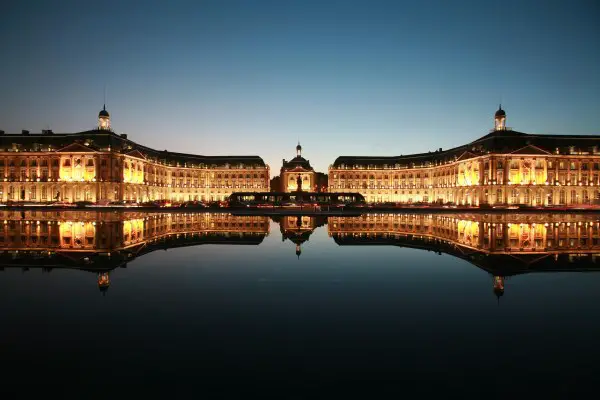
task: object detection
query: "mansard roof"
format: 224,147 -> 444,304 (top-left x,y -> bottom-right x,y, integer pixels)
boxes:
455,151 -> 478,162
55,142 -> 97,153
510,144 -> 551,155
125,149 -> 147,159
0,129 -> 267,167
332,129 -> 600,168
282,156 -> 314,172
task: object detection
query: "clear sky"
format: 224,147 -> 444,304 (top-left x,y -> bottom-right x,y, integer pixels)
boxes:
1,0 -> 598,173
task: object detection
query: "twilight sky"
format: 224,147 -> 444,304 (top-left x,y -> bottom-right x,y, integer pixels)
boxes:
0,0 -> 598,173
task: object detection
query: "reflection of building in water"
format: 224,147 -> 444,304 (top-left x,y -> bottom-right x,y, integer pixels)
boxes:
329,213 -> 600,297
329,106 -> 600,205
0,105 -> 269,203
0,211 -> 270,292
277,215 -> 325,259
493,276 -> 504,303
98,272 -> 110,295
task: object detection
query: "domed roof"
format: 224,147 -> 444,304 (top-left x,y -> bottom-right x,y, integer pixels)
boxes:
495,105 -> 505,118
296,142 -> 302,151
99,104 -> 110,118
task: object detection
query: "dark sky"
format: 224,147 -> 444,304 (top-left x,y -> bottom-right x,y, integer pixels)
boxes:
1,0 -> 598,171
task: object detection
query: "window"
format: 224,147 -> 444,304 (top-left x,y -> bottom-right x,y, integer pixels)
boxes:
536,160 -> 544,169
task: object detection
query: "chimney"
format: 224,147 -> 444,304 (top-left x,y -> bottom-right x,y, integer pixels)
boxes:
22,130 -> 30,135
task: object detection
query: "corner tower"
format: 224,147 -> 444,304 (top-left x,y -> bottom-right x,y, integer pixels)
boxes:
494,105 -> 506,131
98,104 -> 111,130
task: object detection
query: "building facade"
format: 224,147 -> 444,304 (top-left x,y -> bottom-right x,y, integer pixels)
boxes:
0,106 -> 269,203
280,143 -> 316,192
329,107 -> 600,206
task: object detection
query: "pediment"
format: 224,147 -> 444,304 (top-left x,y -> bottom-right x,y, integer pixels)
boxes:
510,145 -> 551,155
55,143 -> 96,153
507,253 -> 551,266
455,151 -> 477,162
125,149 -> 147,160
289,165 -> 311,172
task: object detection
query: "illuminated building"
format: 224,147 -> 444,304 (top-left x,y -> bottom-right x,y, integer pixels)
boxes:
0,106 -> 269,203
280,142 -> 316,192
329,106 -> 600,206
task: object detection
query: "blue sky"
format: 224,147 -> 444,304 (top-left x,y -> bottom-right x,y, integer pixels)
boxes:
0,0 -> 598,172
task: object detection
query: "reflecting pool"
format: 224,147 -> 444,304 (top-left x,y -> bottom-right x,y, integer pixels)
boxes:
1,210 -> 600,396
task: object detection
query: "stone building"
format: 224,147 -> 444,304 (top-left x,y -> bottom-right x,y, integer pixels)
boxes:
329,106 -> 600,206
280,142 -> 316,192
0,106 -> 269,203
